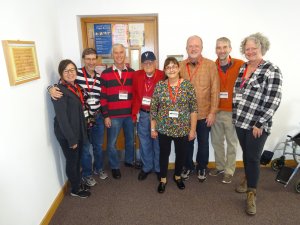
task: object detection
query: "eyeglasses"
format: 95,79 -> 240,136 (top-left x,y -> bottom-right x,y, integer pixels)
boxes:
165,65 -> 178,71
63,68 -> 76,74
84,57 -> 97,62
245,47 -> 258,52
143,61 -> 155,66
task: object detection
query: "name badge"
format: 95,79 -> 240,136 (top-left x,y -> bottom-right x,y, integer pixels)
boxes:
220,92 -> 228,99
169,111 -> 179,118
119,90 -> 128,100
87,97 -> 96,105
142,96 -> 151,106
236,93 -> 243,101
84,110 -> 89,118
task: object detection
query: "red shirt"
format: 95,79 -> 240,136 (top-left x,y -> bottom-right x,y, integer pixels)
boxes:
132,69 -> 165,121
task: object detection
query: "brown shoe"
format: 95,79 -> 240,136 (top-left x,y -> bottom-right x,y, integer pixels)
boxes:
246,189 -> 256,215
235,177 -> 247,193
222,174 -> 232,184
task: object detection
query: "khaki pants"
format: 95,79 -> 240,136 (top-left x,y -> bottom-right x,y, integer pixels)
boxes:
211,111 -> 238,175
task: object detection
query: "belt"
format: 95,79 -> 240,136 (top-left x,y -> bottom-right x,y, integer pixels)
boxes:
140,108 -> 150,113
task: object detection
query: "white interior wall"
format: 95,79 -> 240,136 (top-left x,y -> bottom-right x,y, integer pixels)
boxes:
0,0 -> 64,224
0,0 -> 299,224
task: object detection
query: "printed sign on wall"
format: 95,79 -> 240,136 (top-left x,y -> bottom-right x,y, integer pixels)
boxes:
94,24 -> 112,55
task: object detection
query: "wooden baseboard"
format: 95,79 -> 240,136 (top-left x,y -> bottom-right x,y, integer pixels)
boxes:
168,159 -> 297,169
40,182 -> 68,225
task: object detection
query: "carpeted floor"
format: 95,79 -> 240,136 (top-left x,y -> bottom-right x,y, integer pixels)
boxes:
50,166 -> 300,225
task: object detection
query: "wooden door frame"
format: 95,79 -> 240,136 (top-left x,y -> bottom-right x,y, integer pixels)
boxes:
80,14 -> 159,63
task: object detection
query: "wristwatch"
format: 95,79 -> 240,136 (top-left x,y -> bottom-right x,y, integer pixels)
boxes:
151,128 -> 156,132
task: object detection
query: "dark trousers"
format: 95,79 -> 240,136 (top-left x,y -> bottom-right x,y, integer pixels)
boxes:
57,138 -> 82,193
185,119 -> 211,171
236,127 -> 268,188
158,133 -> 188,179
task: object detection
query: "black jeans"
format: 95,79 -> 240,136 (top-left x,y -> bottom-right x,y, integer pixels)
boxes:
158,133 -> 188,179
57,138 -> 82,193
236,127 -> 268,188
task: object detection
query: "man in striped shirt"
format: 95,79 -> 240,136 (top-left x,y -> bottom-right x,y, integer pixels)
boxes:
48,48 -> 108,187
100,44 -> 135,179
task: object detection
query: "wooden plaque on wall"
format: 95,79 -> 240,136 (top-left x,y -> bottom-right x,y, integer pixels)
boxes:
2,40 -> 40,86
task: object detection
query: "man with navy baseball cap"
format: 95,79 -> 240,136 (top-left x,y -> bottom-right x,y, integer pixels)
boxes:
132,51 -> 164,181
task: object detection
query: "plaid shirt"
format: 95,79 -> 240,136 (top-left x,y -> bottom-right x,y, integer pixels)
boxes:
232,61 -> 282,133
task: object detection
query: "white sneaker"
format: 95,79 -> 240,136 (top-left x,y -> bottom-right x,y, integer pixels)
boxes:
98,170 -> 108,180
181,169 -> 193,180
82,176 -> 97,186
197,169 -> 207,182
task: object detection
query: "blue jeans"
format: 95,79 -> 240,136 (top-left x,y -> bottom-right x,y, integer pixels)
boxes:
107,116 -> 134,169
185,119 -> 211,171
81,114 -> 105,177
137,110 -> 160,173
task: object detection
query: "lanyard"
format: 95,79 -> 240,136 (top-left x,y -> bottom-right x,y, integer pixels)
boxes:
113,69 -> 128,89
239,66 -> 249,89
65,83 -> 84,106
186,62 -> 200,82
240,59 -> 263,89
82,67 -> 98,93
144,71 -> 156,94
168,79 -> 181,104
217,57 -> 231,88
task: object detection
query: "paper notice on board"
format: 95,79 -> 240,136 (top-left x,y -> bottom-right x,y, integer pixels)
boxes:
129,23 -> 144,46
112,24 -> 128,47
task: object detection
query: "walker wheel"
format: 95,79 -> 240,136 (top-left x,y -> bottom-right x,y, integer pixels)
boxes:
294,179 -> 300,193
271,158 -> 284,171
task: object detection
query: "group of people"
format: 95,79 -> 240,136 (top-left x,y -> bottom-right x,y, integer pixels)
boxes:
50,33 -> 282,216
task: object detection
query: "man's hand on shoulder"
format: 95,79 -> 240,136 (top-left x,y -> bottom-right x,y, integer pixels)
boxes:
49,86 -> 63,100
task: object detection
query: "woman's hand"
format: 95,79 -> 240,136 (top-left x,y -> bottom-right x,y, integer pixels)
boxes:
70,144 -> 78,150
151,130 -> 158,139
188,130 -> 196,141
252,126 -> 263,138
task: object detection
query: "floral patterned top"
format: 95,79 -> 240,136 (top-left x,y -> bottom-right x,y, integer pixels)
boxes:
150,79 -> 198,137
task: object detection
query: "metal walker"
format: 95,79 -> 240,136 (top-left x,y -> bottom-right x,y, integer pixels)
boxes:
261,132 -> 300,193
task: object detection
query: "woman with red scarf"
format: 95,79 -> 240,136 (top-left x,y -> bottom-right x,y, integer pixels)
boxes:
51,59 -> 90,198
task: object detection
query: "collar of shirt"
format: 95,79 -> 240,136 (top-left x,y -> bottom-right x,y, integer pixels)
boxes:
113,64 -> 127,77
187,56 -> 202,66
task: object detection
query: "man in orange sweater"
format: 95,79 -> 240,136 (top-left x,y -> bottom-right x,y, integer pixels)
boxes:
209,37 -> 244,184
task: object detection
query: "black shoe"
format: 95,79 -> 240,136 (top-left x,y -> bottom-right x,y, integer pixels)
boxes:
70,189 -> 91,198
173,176 -> 185,190
156,172 -> 161,181
134,161 -> 142,169
124,162 -> 134,167
157,182 -> 167,193
112,169 -> 121,179
138,170 -> 149,181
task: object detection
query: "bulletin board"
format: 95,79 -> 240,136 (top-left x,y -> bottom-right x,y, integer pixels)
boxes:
80,15 -> 158,71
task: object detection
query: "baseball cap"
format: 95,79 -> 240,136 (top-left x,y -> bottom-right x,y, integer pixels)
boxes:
141,51 -> 156,63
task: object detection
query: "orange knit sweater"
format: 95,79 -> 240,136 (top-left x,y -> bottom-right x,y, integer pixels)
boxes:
216,58 -> 244,112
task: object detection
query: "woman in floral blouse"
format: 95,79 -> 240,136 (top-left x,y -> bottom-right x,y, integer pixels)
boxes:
150,57 -> 198,193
